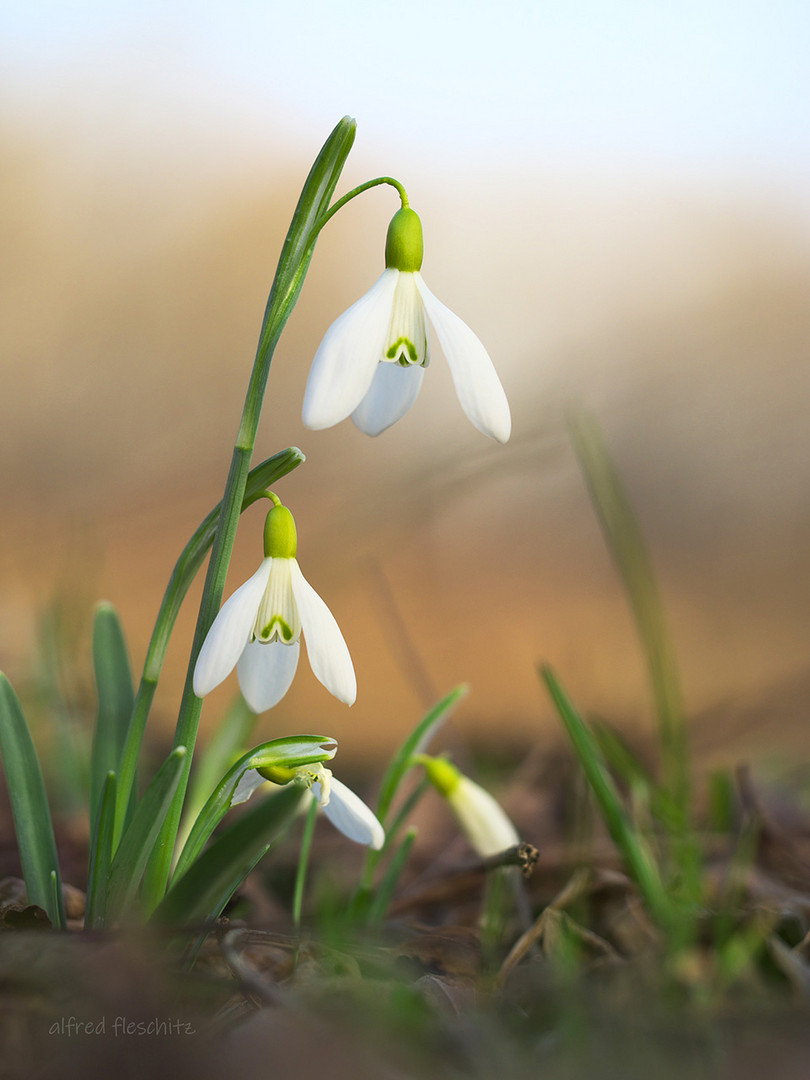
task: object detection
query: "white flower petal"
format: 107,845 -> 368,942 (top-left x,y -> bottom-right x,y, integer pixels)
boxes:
449,776 -> 520,858
351,361 -> 425,436
303,269 -> 400,430
289,560 -> 356,706
313,777 -> 385,849
414,274 -> 511,444
236,639 -> 300,713
193,558 -> 273,698
230,768 -> 267,807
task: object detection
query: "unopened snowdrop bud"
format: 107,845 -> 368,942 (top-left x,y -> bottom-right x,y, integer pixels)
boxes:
385,207 -> 424,272
419,755 -> 520,858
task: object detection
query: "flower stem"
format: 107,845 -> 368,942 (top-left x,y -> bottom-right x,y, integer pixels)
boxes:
314,176 -> 409,233
138,117 -> 357,912
292,796 -> 319,929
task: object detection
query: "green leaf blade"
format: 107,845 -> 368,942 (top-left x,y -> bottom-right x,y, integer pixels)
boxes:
0,674 -> 66,927
107,747 -> 187,920
90,603 -> 134,829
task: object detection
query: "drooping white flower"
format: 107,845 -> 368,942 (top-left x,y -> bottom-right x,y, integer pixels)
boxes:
232,759 -> 384,850
419,755 -> 519,858
302,206 -> 511,443
193,496 -> 355,713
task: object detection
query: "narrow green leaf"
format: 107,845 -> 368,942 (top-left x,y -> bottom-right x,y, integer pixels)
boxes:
107,747 -> 186,920
377,685 -> 468,825
541,666 -> 677,933
90,604 -> 134,830
367,828 -> 417,928
114,447 -> 305,846
85,771 -> 117,929
567,411 -> 700,901
567,412 -> 688,822
173,735 -> 336,882
152,784 -> 305,931
0,674 -> 65,927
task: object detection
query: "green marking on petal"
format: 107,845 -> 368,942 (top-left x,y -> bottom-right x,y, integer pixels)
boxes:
260,615 -> 294,642
386,337 -> 418,364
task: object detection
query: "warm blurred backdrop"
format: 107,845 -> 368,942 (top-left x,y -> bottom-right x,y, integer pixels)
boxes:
2,2 -> 810,767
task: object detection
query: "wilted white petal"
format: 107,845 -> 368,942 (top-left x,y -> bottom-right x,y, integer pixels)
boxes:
414,275 -> 511,444
303,269 -> 399,430
449,776 -> 520,858
236,639 -> 300,713
351,361 -> 425,436
193,558 -> 273,698
230,768 -> 267,807
313,777 -> 384,849
289,560 -> 356,705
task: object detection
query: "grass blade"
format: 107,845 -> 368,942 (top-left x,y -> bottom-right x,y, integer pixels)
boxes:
152,784 -> 305,931
541,665 -> 677,935
0,674 -> 65,927
366,827 -> 417,928
85,770 -> 116,928
567,411 -> 688,823
376,685 -> 468,826
90,604 -> 134,830
106,747 -> 186,920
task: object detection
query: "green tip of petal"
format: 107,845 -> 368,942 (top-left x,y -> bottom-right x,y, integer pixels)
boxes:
385,207 -> 423,272
263,504 -> 298,558
418,754 -> 461,798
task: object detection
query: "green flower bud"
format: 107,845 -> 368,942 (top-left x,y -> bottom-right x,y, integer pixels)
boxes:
263,503 -> 297,559
418,754 -> 461,797
385,207 -> 424,272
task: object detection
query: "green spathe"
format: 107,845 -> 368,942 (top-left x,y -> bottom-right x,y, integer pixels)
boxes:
263,503 -> 297,558
419,754 -> 461,797
385,207 -> 424,272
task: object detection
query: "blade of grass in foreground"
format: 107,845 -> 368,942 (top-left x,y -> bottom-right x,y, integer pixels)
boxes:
567,411 -> 699,901
541,666 -> 678,936
0,674 -> 66,927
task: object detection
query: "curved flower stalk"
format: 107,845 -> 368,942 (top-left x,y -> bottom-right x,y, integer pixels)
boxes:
419,755 -> 519,858
234,753 -> 384,850
193,495 -> 355,712
303,207 -> 511,443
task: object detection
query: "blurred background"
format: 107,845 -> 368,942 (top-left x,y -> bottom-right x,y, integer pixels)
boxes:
1,1 -> 809,767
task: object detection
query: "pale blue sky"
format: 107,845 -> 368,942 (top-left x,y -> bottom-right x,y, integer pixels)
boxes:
2,1 -> 809,174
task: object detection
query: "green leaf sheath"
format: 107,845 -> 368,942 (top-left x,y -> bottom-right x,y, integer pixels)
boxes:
113,447 -> 304,847
142,117 -> 356,911
90,604 -> 134,834
106,747 -> 186,922
0,674 -> 66,927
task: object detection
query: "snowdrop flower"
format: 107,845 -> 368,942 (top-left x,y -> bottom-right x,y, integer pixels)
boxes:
234,752 -> 384,850
193,495 -> 355,712
303,206 -> 511,442
419,755 -> 519,858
